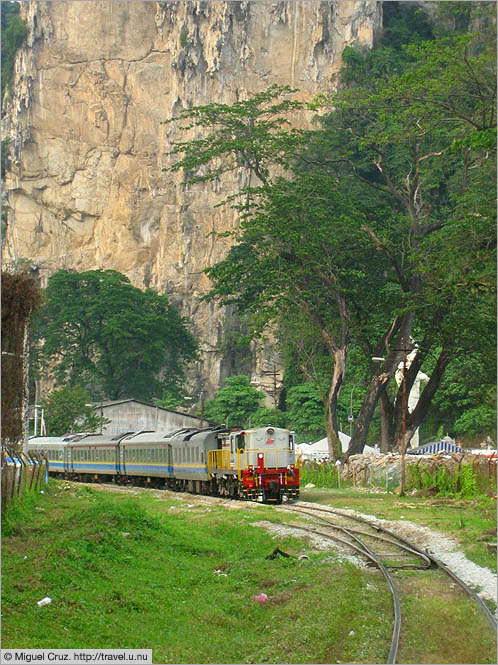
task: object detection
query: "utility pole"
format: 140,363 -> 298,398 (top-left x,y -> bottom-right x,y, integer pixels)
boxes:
261,363 -> 280,425
400,338 -> 408,497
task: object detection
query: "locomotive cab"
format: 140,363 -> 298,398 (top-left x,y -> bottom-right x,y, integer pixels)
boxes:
233,426 -> 299,503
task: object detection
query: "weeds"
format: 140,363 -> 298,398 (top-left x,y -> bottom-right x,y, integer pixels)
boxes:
407,462 -> 492,498
301,461 -> 347,488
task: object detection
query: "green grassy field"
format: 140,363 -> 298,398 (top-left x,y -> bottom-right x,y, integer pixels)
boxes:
2,481 -> 496,664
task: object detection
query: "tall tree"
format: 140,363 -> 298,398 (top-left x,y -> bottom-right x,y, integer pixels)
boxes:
35,270 -> 198,401
318,24 -> 496,455
165,6 -> 496,457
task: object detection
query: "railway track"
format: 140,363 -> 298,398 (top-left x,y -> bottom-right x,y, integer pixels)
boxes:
278,502 -> 497,664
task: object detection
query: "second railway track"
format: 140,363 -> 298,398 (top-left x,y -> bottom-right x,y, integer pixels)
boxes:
276,502 -> 497,664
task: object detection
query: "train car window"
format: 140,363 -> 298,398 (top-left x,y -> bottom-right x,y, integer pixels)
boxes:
200,452 -> 204,464
289,434 -> 295,450
235,434 -> 245,450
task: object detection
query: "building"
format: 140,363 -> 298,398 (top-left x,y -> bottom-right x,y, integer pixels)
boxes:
88,399 -> 207,436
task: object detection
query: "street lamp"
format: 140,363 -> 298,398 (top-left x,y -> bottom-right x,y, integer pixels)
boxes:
348,384 -> 359,437
371,344 -> 408,496
34,404 -> 41,437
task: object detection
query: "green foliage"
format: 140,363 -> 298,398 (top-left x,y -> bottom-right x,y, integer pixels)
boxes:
248,406 -> 285,428
179,26 -> 188,48
203,375 -> 263,427
1,3 -> 28,98
166,3 -> 497,451
286,383 -> 326,441
164,83 -> 306,187
300,461 -> 344,489
153,386 -> 188,411
35,269 -> 198,401
40,385 -> 105,436
407,462 -> 493,498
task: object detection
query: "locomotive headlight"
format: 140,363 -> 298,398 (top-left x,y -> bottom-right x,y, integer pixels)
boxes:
266,427 -> 274,435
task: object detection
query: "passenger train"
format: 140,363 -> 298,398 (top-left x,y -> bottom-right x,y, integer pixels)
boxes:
28,425 -> 300,503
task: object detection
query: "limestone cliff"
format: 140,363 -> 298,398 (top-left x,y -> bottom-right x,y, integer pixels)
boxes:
2,1 -> 381,396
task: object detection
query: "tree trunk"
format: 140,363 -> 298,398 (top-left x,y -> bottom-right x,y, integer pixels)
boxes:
325,347 -> 347,460
346,313 -> 415,457
394,347 -> 451,449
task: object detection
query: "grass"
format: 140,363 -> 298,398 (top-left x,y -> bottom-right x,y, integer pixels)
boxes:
397,572 -> 497,664
301,487 -> 498,571
2,482 -> 393,663
2,481 -> 496,664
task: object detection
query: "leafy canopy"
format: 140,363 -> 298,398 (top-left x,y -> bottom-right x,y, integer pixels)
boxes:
40,385 -> 106,436
36,269 -> 198,401
203,375 -> 263,427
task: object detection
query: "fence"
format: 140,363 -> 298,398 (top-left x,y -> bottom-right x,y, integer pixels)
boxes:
343,451 -> 497,496
1,447 -> 48,508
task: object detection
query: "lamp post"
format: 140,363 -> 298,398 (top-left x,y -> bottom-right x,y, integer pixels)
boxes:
99,395 -> 104,434
371,347 -> 408,495
400,338 -> 408,497
34,404 -> 41,437
348,384 -> 359,437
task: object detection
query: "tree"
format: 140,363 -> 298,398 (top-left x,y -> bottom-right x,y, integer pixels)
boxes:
1,270 -> 41,447
203,375 -> 264,427
1,2 -> 28,98
320,22 -> 496,455
36,270 -> 198,401
165,84 -> 305,188
203,170 -> 375,458
286,383 -> 326,442
41,385 -> 105,436
166,5 -> 496,457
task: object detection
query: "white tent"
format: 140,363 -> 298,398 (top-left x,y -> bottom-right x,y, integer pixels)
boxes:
297,432 -> 378,460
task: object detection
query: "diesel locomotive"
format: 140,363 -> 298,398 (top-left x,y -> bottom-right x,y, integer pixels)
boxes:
28,425 -> 300,503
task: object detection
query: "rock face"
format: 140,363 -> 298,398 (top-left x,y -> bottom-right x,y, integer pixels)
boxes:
2,1 -> 381,396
